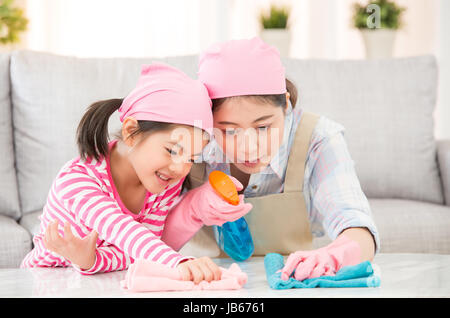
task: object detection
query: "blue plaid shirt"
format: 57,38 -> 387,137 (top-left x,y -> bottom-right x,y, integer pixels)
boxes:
201,104 -> 380,251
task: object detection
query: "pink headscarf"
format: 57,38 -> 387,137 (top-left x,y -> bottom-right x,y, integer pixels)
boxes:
198,37 -> 286,99
118,62 -> 213,136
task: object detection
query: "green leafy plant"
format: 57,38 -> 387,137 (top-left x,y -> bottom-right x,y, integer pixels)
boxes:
353,0 -> 405,30
0,0 -> 28,45
260,5 -> 290,29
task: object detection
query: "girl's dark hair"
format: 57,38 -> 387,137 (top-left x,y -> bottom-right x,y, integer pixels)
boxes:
212,78 -> 298,112
76,98 -> 175,161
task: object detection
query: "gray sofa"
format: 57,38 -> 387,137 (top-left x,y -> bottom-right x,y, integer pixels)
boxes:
1,50 -> 449,268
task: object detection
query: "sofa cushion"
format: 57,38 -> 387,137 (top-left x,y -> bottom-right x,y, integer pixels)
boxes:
0,214 -> 32,267
369,198 -> 450,254
283,56 -> 443,205
0,53 -> 21,220
19,209 -> 42,238
10,50 -> 198,215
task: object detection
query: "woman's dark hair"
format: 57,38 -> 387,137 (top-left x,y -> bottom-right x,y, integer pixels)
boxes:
76,98 -> 175,161
211,78 -> 298,112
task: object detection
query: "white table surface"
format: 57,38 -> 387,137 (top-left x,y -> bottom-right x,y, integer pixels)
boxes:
1,253 -> 449,298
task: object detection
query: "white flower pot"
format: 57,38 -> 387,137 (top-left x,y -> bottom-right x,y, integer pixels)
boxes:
360,29 -> 397,59
260,29 -> 291,57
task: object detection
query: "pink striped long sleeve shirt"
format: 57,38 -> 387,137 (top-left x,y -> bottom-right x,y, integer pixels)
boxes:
21,140 -> 188,274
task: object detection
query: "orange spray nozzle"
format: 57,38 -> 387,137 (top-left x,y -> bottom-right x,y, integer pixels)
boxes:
208,170 -> 240,206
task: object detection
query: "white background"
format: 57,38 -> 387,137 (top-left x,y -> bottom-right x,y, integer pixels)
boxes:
10,0 -> 450,139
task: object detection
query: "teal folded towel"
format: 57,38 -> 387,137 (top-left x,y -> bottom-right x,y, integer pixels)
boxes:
264,253 -> 381,289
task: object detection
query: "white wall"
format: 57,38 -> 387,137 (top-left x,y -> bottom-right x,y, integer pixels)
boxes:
20,0 -> 450,138
26,0 -> 211,57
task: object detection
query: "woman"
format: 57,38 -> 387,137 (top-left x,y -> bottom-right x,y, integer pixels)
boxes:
162,37 -> 379,281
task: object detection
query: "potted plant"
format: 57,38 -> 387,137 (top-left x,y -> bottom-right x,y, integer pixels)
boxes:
0,0 -> 28,51
352,0 -> 405,59
259,4 -> 291,57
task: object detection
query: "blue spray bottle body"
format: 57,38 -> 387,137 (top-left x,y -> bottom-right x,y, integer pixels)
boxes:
213,218 -> 254,261
208,170 -> 254,261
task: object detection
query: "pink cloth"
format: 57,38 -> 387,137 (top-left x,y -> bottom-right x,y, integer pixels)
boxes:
119,62 -> 213,135
121,259 -> 248,292
198,37 -> 286,99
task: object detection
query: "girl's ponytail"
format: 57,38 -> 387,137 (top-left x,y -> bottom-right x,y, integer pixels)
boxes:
76,98 -> 123,161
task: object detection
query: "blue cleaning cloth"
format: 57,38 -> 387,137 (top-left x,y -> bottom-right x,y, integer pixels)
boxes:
264,253 -> 381,289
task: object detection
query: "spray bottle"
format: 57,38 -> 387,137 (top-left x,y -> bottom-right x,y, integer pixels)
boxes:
208,170 -> 254,261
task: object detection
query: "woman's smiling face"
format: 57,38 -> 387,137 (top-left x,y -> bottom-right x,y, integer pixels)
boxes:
212,95 -> 289,174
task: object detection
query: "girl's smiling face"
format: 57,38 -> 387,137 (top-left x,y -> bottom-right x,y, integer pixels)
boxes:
122,118 -> 209,193
212,94 -> 289,174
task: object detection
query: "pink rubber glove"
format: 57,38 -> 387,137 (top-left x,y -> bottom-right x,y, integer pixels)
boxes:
280,234 -> 361,281
161,176 -> 253,251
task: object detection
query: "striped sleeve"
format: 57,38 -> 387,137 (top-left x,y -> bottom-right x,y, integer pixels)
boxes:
72,245 -> 132,275
54,169 -> 187,270
74,238 -> 193,275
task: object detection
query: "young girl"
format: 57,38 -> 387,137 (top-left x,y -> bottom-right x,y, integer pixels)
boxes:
161,37 -> 380,281
21,62 -> 250,283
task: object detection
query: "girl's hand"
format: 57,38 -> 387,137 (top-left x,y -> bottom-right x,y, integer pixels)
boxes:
161,176 -> 253,251
185,176 -> 253,226
199,176 -> 253,226
43,220 -> 99,270
177,256 -> 222,284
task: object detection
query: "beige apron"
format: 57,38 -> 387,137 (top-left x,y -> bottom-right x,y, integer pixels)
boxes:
181,111 -> 320,257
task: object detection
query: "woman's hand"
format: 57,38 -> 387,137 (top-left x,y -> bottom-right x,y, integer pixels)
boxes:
280,234 -> 361,281
43,220 -> 98,270
177,256 -> 222,284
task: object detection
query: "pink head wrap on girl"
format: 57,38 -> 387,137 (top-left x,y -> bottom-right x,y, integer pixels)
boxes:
118,62 -> 213,136
197,37 -> 287,99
